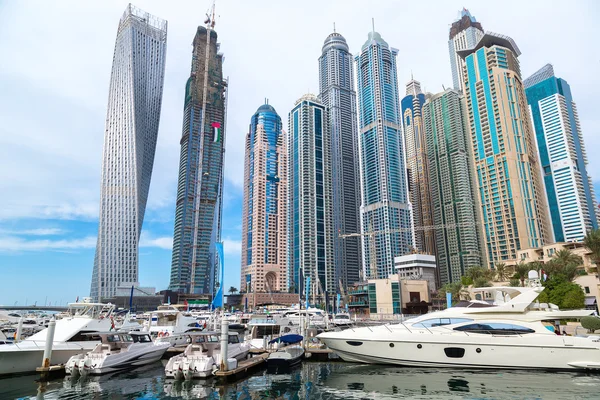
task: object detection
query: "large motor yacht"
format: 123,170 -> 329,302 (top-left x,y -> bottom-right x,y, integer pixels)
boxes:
0,299 -> 137,376
144,305 -> 203,347
318,281 -> 600,371
65,331 -> 170,375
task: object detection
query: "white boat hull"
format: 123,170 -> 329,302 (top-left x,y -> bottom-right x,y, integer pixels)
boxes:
0,342 -> 97,375
320,327 -> 600,371
73,343 -> 170,375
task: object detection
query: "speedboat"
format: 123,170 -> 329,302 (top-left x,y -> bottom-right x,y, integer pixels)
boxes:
0,299 -> 137,376
144,305 -> 203,347
164,332 -> 250,379
244,318 -> 298,352
65,331 -> 169,375
318,281 -> 600,371
266,345 -> 304,373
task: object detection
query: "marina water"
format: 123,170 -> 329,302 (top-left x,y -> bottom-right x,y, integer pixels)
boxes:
2,362 -> 600,399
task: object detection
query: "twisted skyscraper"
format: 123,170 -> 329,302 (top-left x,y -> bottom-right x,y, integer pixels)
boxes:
91,5 -> 167,300
169,20 -> 227,295
318,31 -> 362,288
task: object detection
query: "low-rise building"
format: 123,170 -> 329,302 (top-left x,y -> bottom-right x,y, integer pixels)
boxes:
394,254 -> 438,292
347,274 -> 430,318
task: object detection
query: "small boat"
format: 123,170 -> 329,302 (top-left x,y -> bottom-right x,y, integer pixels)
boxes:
332,313 -> 353,327
266,345 -> 305,373
65,331 -> 169,375
164,332 -> 250,380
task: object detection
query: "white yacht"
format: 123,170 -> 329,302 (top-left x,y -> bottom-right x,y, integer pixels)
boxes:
0,299 -> 133,376
144,305 -> 203,347
332,313 -> 353,327
318,282 -> 600,371
281,308 -> 326,327
65,331 -> 169,375
164,332 -> 250,379
245,318 -> 298,351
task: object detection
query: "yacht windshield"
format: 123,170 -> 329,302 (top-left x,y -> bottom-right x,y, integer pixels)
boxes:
412,318 -> 473,328
453,323 -> 535,335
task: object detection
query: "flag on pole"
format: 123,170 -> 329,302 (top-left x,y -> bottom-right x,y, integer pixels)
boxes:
211,122 -> 221,142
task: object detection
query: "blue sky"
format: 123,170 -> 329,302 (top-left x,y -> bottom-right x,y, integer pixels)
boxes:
1,0 -> 599,306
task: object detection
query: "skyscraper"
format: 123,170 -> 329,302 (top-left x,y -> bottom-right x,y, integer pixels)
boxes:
288,94 -> 335,297
401,79 -> 435,255
240,102 -> 288,295
459,32 -> 551,266
169,21 -> 227,295
318,31 -> 362,288
524,64 -> 599,242
355,30 -> 413,279
423,89 -> 483,284
90,5 -> 167,301
448,8 -> 484,92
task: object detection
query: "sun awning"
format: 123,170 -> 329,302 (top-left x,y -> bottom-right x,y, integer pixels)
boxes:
585,297 -> 597,306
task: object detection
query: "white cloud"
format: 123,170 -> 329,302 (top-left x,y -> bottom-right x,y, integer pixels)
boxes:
222,238 -> 242,256
0,228 -> 66,236
0,235 -> 97,252
139,232 -> 173,250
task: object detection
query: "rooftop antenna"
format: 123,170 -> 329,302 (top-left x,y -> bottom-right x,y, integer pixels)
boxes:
333,22 -> 336,33
411,70 -> 413,80
372,18 -> 375,33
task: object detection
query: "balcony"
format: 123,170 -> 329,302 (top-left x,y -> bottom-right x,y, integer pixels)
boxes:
348,300 -> 368,307
348,289 -> 368,296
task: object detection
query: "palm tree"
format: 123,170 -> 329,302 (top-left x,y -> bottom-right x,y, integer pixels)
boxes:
515,262 -> 530,287
584,228 -> 600,266
228,286 -> 238,295
440,282 -> 470,303
465,266 -> 493,282
546,249 -> 582,281
494,262 -> 509,282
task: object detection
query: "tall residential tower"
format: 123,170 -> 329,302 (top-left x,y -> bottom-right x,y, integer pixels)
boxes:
169,20 -> 227,295
90,5 -> 167,300
459,32 -> 551,266
525,64 -> 599,242
356,30 -> 413,279
240,103 -> 288,295
318,31 -> 362,288
448,9 -> 484,92
423,89 -> 483,284
401,79 -> 435,255
288,94 -> 335,297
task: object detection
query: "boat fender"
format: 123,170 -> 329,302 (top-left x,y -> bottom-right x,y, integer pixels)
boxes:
211,364 -> 218,376
164,332 -> 170,337
186,337 -> 192,344
158,332 -> 164,337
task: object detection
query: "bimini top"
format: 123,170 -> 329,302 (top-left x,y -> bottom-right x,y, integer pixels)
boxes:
255,103 -> 277,114
361,31 -> 389,51
456,31 -> 521,59
322,32 -> 349,53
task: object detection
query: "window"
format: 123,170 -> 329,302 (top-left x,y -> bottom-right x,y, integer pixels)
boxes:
585,287 -> 591,294
453,323 -> 535,335
412,318 -> 473,328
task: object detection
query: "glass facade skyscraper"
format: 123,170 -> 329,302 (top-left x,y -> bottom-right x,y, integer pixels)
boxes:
288,94 -> 335,296
241,103 -> 288,294
318,32 -> 362,288
355,30 -> 413,279
448,9 -> 484,92
525,64 -> 599,242
169,24 -> 227,295
90,5 -> 167,301
423,89 -> 483,284
401,79 -> 435,255
459,33 -> 551,265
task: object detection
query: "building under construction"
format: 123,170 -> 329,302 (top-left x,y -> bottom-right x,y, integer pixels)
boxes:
169,19 -> 227,295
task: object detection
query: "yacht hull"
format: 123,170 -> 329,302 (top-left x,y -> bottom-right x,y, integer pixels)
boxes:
0,342 -> 97,375
320,334 -> 600,370
81,345 -> 169,375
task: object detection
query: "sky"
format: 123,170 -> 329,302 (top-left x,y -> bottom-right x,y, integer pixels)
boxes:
0,0 -> 599,306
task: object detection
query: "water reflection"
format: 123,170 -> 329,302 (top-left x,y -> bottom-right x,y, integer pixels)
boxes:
2,361 -> 600,399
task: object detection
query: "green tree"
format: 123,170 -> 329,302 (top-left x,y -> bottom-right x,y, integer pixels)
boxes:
515,262 -> 530,287
583,228 -> 600,266
439,282 -> 470,303
537,278 -> 585,310
494,262 -> 509,282
509,278 -> 521,287
546,249 -> 582,281
581,316 -> 600,333
464,266 -> 494,283
228,286 -> 238,295
473,277 -> 492,288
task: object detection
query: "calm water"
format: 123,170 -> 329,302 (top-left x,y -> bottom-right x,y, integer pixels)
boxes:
1,361 -> 599,399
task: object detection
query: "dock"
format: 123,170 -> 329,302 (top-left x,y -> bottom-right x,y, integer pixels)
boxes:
213,352 -> 270,381
36,365 -> 66,380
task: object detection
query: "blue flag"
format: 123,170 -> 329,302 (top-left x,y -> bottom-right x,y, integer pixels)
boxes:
211,242 -> 225,309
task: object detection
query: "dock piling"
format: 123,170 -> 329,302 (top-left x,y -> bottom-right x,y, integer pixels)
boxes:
41,317 -> 56,369
15,317 -> 23,343
220,320 -> 229,371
